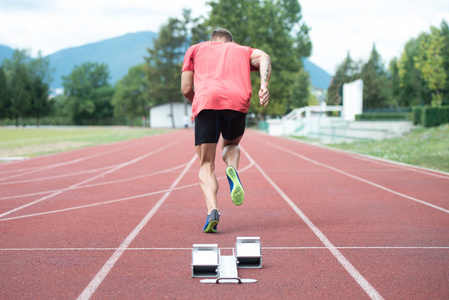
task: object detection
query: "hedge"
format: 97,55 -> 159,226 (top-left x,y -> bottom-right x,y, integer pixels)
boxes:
421,106 -> 449,127
412,106 -> 423,125
355,112 -> 412,121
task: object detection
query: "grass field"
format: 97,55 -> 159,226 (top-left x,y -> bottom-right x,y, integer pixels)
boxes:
0,127 -> 174,160
326,124 -> 449,173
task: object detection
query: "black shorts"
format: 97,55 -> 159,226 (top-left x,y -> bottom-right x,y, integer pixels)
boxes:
195,110 -> 247,146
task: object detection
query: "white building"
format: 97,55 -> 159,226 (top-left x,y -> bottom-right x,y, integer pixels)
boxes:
149,102 -> 192,128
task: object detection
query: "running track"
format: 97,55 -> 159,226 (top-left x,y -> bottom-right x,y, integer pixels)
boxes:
0,129 -> 448,299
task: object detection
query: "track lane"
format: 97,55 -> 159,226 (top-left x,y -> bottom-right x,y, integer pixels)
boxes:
1,129 -> 448,299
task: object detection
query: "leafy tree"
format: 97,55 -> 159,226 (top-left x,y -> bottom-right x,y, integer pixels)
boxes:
63,62 -> 114,124
31,75 -> 50,126
361,44 -> 392,109
144,9 -> 204,127
326,52 -> 361,105
1,49 -> 52,126
389,57 -> 401,107
288,68 -> 310,110
112,64 -> 147,125
0,67 -> 10,126
397,35 -> 430,106
10,64 -> 32,126
415,26 -> 447,107
441,20 -> 449,104
205,0 -> 312,116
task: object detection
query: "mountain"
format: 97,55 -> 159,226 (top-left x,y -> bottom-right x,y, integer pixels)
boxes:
303,59 -> 332,90
1,31 -> 332,90
47,31 -> 157,88
0,44 -> 15,63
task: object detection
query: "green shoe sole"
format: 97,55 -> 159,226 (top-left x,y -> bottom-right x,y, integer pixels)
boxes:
226,166 -> 244,206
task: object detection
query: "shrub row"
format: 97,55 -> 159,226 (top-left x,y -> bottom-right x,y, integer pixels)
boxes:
413,106 -> 449,127
355,112 -> 412,121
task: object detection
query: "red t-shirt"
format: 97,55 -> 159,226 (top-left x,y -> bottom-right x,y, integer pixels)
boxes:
181,41 -> 256,117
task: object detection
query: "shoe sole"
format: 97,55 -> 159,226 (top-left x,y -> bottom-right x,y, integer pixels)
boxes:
203,220 -> 219,233
226,166 -> 244,206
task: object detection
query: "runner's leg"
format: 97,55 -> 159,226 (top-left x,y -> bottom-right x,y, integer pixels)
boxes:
222,136 -> 243,169
196,143 -> 219,214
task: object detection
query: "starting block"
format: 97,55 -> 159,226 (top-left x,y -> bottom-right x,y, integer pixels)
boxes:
191,244 -> 219,277
192,237 -> 262,284
236,237 -> 262,268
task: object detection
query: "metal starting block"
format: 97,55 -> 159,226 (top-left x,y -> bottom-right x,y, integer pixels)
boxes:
191,244 -> 219,278
236,237 -> 262,268
192,237 -> 261,284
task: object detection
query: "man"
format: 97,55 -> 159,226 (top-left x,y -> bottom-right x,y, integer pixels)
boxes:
181,28 -> 271,233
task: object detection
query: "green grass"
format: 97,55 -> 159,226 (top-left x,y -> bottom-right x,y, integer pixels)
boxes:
0,127 -> 174,159
326,124 -> 449,173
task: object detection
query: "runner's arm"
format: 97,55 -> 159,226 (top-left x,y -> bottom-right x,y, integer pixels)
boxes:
250,49 -> 271,107
181,71 -> 194,102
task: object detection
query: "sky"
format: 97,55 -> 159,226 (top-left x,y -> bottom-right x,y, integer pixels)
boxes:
1,0 -> 449,74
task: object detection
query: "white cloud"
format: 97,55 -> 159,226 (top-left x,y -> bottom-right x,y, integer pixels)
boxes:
300,0 -> 449,73
1,0 -> 448,75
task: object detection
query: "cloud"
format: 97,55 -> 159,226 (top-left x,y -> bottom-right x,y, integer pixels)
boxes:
1,0 -> 448,75
300,0 -> 449,73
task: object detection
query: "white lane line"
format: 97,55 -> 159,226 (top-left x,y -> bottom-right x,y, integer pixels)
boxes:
0,140 -> 182,219
0,165 -> 119,186
266,141 -> 449,215
0,182 -> 198,222
284,136 -> 449,180
0,163 -> 187,201
0,142 -> 140,182
243,147 -> 384,300
76,154 -> 197,300
1,246 -> 448,251
0,160 -> 254,222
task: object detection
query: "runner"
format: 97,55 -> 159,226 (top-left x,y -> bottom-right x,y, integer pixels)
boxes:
181,28 -> 272,233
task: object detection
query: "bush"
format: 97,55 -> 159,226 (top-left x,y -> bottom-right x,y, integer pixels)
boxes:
355,112 -> 412,121
412,106 -> 424,125
421,106 -> 449,127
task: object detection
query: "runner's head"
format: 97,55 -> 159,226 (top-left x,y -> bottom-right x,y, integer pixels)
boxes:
211,28 -> 233,43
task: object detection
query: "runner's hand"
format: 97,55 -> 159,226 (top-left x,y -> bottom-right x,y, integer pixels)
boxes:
259,87 -> 270,107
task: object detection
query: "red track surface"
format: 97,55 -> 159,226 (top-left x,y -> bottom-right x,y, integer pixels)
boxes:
1,129 -> 448,299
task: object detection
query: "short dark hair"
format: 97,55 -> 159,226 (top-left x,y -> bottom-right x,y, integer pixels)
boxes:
211,28 -> 234,42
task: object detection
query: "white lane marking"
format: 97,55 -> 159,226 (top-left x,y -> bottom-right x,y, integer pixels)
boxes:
266,141 -> 449,215
0,182 -> 198,222
0,165 -> 119,186
76,154 -> 197,300
284,135 -> 449,179
1,246 -> 448,251
0,140 -> 182,219
0,142 -> 140,182
243,147 -> 384,300
0,163 -> 187,201
0,160 -> 254,222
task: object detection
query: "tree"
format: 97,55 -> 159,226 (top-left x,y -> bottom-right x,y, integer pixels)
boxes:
441,20 -> 449,105
144,9 -> 204,127
397,35 -> 430,106
10,64 -> 31,126
389,57 -> 401,108
205,0 -> 312,116
326,52 -> 361,105
63,62 -> 114,124
415,26 -> 447,107
361,44 -> 392,109
288,68 -> 310,110
0,67 -> 10,126
2,50 -> 32,126
31,75 -> 50,126
112,64 -> 147,125
1,49 -> 52,126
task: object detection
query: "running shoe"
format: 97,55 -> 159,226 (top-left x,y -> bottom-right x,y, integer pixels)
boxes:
226,166 -> 244,206
203,209 -> 220,233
